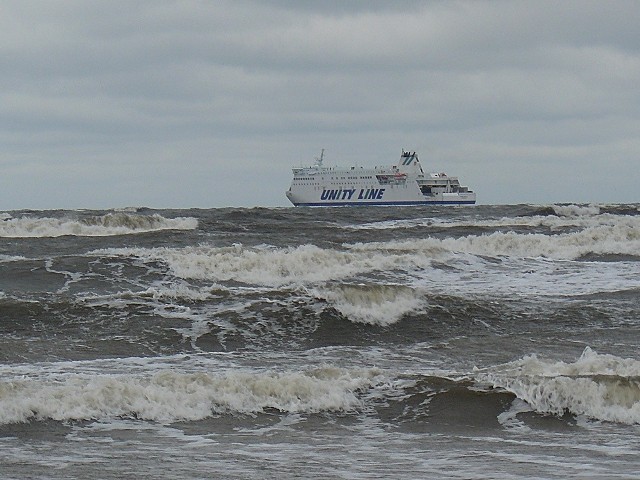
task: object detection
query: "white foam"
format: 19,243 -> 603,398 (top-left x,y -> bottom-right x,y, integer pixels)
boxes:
91,243 -> 437,287
311,284 -> 427,325
89,219 -> 640,300
0,365 -> 385,424
350,206 -> 634,234
350,220 -> 640,260
0,213 -> 197,237
0,254 -> 26,263
496,398 -> 534,432
552,204 -> 601,217
481,347 -> 640,425
93,213 -> 640,280
75,284 -> 223,312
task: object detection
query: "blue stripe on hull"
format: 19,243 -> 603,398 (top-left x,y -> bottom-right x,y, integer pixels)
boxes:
292,200 -> 476,207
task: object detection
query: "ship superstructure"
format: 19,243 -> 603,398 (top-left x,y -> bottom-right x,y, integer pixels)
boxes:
286,150 -> 476,206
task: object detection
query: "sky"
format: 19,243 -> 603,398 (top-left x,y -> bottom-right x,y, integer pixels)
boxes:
1,0 -> 639,209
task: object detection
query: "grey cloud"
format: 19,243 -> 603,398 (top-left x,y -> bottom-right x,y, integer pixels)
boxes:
0,0 -> 639,208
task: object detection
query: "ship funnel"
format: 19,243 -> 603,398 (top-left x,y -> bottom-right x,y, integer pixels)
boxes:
397,150 -> 424,174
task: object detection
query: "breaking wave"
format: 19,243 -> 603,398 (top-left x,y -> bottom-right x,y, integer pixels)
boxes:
0,213 -> 197,237
551,204 -> 601,217
533,203 -> 640,217
349,204 -> 640,233
2,349 -> 639,427
0,365 -> 384,425
90,218 -> 640,289
91,243 -> 437,287
481,347 -> 640,425
349,222 -> 640,260
311,284 -> 427,326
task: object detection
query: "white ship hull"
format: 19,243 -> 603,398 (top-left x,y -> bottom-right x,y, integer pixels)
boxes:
286,150 -> 476,207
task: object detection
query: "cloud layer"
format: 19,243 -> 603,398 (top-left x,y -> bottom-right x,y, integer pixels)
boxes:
1,0 -> 639,208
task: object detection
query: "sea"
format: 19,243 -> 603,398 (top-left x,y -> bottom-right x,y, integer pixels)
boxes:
1,204 -> 639,479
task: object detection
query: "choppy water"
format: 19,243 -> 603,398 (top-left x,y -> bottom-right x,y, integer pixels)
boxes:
1,204 -> 639,479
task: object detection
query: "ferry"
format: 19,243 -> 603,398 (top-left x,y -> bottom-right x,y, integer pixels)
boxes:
286,149 -> 476,206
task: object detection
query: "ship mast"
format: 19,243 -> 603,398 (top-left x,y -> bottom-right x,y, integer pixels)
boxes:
314,149 -> 324,167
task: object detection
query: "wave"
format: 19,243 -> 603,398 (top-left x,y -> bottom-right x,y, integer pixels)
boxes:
350,222 -> 640,261
89,221 -> 640,292
350,208 -> 640,235
551,204 -> 601,217
601,204 -> 640,216
91,243 -> 437,287
520,204 -> 601,217
0,254 -> 27,263
522,203 -> 639,217
2,349 -> 638,426
0,213 -> 197,238
480,347 -> 640,425
311,283 -> 427,326
0,366 -> 384,425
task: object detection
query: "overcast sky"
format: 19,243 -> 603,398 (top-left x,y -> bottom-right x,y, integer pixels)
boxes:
1,0 -> 639,209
